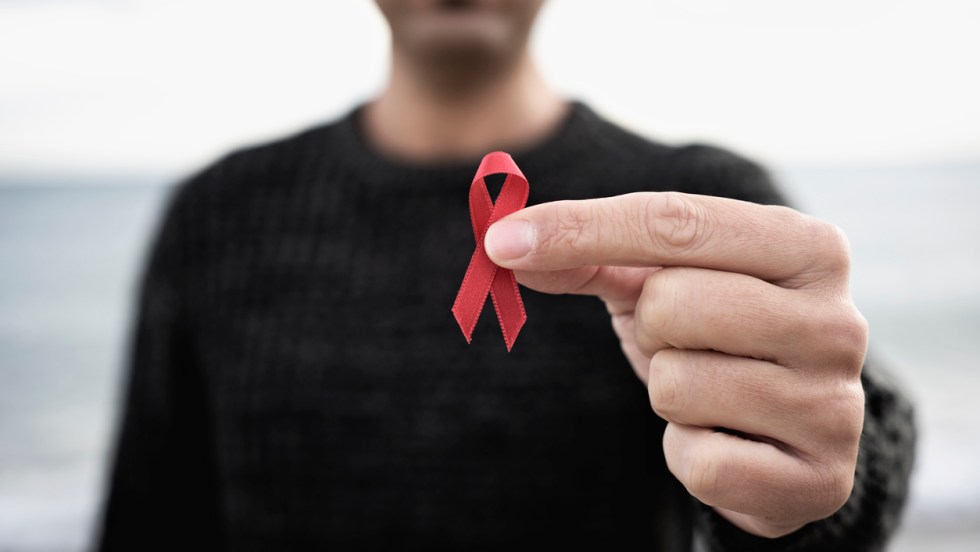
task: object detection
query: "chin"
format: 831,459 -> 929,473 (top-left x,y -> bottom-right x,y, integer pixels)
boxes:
378,0 -> 544,62
412,12 -> 511,54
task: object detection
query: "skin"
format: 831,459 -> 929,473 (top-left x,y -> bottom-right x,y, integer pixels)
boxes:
370,0 -> 867,539
366,0 -> 567,161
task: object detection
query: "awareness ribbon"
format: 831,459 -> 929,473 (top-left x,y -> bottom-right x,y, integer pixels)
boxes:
452,151 -> 529,352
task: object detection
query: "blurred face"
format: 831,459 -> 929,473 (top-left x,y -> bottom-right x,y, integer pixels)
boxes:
375,0 -> 546,68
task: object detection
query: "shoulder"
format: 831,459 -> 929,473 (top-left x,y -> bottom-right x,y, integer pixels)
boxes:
147,114 -> 350,259
157,111 -> 352,226
574,105 -> 788,206
568,104 -> 675,171
178,119 -> 337,200
666,143 -> 789,206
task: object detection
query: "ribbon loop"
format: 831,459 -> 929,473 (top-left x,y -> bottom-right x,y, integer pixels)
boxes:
451,151 -> 529,351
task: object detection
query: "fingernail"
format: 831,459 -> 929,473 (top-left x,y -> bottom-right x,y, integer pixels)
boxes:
485,219 -> 534,261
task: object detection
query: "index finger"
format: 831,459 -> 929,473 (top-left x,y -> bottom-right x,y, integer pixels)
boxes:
484,192 -> 849,285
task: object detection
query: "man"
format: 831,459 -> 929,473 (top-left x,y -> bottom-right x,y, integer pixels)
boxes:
97,1 -> 914,550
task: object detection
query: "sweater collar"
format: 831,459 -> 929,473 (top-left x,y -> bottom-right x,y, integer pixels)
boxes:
329,100 -> 599,192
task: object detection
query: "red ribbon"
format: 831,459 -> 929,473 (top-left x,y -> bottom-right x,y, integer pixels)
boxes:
452,151 -> 529,352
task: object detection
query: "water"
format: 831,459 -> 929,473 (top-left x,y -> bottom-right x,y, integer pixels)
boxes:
0,164 -> 978,550
0,182 -> 170,550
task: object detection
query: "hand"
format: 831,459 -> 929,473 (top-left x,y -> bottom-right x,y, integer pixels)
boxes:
484,192 -> 867,538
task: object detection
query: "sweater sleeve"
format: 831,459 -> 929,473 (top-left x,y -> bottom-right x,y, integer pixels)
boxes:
668,145 -> 917,552
94,171 -> 222,551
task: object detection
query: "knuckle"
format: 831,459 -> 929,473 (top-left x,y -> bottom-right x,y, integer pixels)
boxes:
842,307 -> 871,369
815,303 -> 870,374
622,193 -> 657,254
546,201 -> 593,261
635,270 -> 680,356
824,380 -> 866,445
648,350 -> 684,418
634,277 -> 657,354
685,453 -> 724,502
649,192 -> 710,255
798,373 -> 864,463
809,461 -> 856,518
814,221 -> 852,275
850,306 -> 871,346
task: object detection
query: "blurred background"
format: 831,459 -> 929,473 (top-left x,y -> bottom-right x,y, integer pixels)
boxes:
1,0 -> 978,549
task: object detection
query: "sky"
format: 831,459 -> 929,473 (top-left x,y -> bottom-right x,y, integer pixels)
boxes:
1,0 -> 978,178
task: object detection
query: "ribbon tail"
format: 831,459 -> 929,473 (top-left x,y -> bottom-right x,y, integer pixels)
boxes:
451,247 -> 498,343
488,267 -> 526,352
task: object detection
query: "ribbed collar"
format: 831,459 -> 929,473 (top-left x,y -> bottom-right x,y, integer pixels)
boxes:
327,100 -> 600,192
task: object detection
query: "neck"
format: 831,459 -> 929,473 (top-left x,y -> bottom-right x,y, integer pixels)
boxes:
363,50 -> 568,163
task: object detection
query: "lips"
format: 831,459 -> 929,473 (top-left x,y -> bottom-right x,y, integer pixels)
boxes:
438,0 -> 476,10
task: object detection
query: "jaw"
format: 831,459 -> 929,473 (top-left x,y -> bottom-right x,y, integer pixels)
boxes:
377,0 -> 545,74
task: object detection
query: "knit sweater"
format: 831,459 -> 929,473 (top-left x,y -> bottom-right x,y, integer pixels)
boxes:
96,102 -> 915,551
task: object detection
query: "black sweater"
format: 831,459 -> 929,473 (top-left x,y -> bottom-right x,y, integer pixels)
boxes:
96,102 -> 915,551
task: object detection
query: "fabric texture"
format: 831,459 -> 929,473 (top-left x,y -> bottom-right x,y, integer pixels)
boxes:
96,102 -> 915,551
